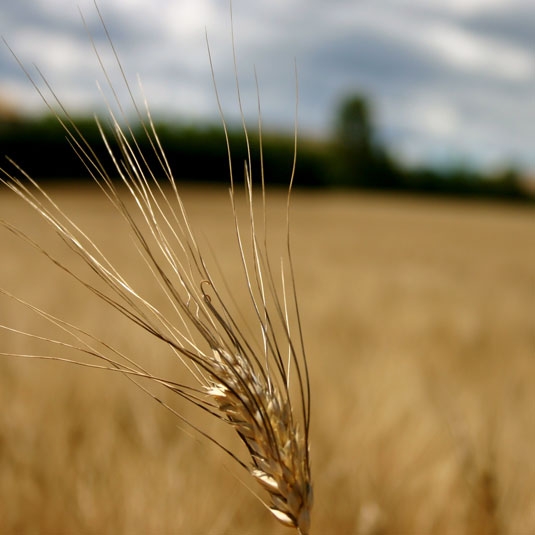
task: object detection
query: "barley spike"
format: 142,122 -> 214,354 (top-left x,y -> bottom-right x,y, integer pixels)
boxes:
0,2 -> 312,533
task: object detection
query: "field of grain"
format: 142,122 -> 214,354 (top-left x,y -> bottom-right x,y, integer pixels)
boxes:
1,185 -> 534,534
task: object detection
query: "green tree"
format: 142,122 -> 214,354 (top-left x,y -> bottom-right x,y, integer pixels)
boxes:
331,94 -> 401,189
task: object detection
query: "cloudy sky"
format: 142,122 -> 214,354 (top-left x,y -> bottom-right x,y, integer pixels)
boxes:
1,0 -> 534,174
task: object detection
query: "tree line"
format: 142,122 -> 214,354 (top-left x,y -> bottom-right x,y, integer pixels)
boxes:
0,94 -> 531,202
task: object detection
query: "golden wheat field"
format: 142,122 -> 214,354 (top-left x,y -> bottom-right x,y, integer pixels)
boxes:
0,185 -> 534,534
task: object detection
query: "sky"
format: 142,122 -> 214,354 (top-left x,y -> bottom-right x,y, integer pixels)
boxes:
1,0 -> 534,174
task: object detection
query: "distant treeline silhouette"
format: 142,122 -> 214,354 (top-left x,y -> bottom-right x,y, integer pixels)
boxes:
0,94 -> 531,202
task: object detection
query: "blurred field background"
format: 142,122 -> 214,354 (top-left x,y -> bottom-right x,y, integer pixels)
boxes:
0,185 -> 534,534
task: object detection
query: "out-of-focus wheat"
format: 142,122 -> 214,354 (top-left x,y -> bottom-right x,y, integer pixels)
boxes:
0,4 -> 312,533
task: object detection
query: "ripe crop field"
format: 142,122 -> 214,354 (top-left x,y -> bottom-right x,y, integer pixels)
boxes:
1,185 -> 534,534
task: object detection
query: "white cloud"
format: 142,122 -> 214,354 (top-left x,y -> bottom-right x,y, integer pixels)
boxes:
423,23 -> 534,80
387,0 -> 525,17
412,100 -> 460,138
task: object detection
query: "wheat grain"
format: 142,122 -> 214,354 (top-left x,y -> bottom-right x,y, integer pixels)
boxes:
0,3 -> 312,533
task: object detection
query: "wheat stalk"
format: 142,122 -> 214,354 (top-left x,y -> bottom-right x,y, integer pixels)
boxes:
0,3 -> 312,533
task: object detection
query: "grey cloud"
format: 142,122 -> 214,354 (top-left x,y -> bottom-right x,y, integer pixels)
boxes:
462,6 -> 535,50
1,0 -> 534,173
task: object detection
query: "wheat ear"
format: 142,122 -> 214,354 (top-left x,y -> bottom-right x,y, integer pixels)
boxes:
0,4 -> 312,534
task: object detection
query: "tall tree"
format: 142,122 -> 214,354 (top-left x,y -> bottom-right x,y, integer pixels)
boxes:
332,94 -> 400,188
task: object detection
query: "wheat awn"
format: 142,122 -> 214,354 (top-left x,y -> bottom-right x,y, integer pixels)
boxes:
0,4 -> 312,533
